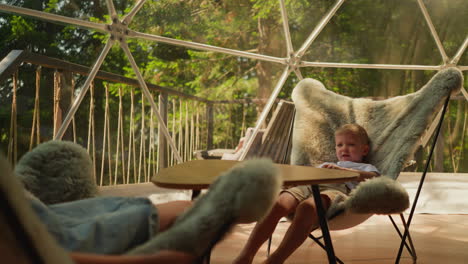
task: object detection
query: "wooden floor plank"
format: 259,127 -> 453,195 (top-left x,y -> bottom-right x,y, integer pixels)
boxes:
211,214 -> 468,264
97,182 -> 468,263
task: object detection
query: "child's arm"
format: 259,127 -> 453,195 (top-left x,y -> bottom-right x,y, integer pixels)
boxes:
321,163 -> 379,181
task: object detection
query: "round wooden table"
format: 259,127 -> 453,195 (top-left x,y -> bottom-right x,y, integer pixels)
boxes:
152,160 -> 358,264
152,160 -> 358,189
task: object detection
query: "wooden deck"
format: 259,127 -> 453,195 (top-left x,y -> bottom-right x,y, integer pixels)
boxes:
211,214 -> 468,264
98,172 -> 468,263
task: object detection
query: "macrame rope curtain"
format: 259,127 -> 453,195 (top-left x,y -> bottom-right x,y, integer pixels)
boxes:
4,69 -> 210,185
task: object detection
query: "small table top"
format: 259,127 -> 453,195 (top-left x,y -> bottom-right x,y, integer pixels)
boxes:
152,160 -> 359,190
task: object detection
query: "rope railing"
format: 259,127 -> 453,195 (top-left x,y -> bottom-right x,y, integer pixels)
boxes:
7,71 -> 18,166
29,67 -> 41,151
0,56 -> 260,185
2,52 -> 464,184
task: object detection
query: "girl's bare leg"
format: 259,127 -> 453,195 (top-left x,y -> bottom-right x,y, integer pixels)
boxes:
154,200 -> 192,232
233,193 -> 299,264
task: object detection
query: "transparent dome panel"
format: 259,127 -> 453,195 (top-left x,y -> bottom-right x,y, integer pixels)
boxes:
285,0 -> 341,53
423,0 -> 468,59
300,0 -> 463,66
131,0 -> 270,56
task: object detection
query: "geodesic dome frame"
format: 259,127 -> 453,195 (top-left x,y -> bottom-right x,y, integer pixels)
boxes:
0,0 -> 466,163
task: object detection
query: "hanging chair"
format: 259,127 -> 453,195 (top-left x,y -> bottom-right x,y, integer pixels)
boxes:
266,67 -> 463,263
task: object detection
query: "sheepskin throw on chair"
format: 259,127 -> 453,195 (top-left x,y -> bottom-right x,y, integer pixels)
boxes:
291,67 -> 463,180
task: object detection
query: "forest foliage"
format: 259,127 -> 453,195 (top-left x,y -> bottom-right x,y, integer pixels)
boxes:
0,0 -> 466,172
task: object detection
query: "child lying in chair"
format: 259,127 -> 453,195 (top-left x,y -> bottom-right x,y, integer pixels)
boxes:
234,123 -> 380,264
1,141 -> 282,264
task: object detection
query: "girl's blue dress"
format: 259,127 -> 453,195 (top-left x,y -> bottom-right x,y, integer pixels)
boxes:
30,195 -> 158,254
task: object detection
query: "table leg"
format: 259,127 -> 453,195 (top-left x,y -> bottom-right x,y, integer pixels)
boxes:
311,185 -> 336,264
192,189 -> 201,200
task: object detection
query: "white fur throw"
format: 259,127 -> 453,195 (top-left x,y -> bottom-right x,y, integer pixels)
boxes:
291,68 -> 463,179
15,140 -> 98,204
325,176 -> 410,218
345,176 -> 409,214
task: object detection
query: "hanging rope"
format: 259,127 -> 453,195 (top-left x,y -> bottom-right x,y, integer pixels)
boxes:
447,103 -> 467,172
8,71 -> 18,165
240,102 -> 247,138
114,86 -> 125,184
126,88 -> 136,184
105,85 -> 113,185
155,99 -> 162,174
202,103 -> 207,151
87,82 -> 97,183
29,66 -> 41,151
190,101 -> 195,161
148,107 -> 155,181
170,99 -> 176,166
460,110 -> 467,171
71,76 -> 76,143
100,83 -> 112,186
178,99 -> 183,162
226,105 -> 230,147
100,86 -> 108,185
228,104 -> 234,148
53,70 -> 62,139
195,103 -> 200,152
185,101 -> 189,161
152,100 -> 157,177
137,94 -> 146,183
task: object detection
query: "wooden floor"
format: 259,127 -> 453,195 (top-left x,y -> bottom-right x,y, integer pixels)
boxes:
98,182 -> 468,263
210,214 -> 468,264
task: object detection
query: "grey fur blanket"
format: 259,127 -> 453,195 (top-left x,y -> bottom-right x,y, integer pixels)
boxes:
291,68 -> 463,179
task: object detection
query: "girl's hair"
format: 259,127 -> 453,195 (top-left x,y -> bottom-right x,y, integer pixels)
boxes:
335,124 -> 370,145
